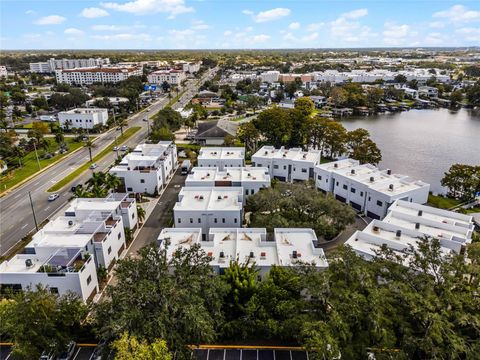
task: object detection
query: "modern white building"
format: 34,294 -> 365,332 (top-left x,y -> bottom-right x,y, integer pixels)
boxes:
0,247 -> 99,302
177,61 -> 201,73
197,147 -> 245,170
29,62 -> 53,74
185,167 -> 271,196
65,193 -> 138,231
85,97 -> 129,108
345,200 -> 475,261
314,159 -> 430,220
173,187 -> 244,238
55,66 -> 142,85
252,146 -> 322,182
58,108 -> 108,129
109,141 -> 178,195
260,70 -> 280,83
157,227 -> 328,276
147,69 -> 186,86
29,57 -> 110,73
418,86 -> 439,98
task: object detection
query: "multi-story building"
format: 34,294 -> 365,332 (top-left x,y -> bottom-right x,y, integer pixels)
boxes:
55,66 -> 142,85
418,86 -> 439,98
177,61 -> 201,73
314,159 -> 430,219
185,167 -> 271,196
157,227 -> 328,276
252,146 -> 321,182
58,108 -> 108,130
109,141 -> 178,194
259,70 -> 280,83
173,187 -> 244,238
147,69 -> 186,86
345,200 -> 475,261
197,147 -> 245,170
29,57 -> 110,73
0,66 -> 8,78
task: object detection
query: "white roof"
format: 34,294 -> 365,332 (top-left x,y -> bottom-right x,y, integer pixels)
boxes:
254,146 -> 321,164
197,147 -> 245,161
174,187 -> 243,211
59,108 -> 107,115
274,228 -> 328,267
187,167 -> 270,183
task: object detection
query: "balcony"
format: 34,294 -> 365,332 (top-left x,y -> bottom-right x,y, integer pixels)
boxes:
37,248 -> 91,274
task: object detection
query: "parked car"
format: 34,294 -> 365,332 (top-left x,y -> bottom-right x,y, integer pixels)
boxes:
71,184 -> 82,192
89,163 -> 98,169
113,146 -> 119,151
48,193 -> 59,201
120,145 -> 128,151
57,341 -> 76,360
39,350 -> 55,360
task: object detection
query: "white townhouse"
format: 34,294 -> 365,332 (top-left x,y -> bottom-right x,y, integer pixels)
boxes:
0,246 -> 98,302
55,66 -> 142,85
109,141 -> 178,195
185,167 -> 271,196
157,227 -> 328,276
345,200 -> 475,261
252,146 -> 322,182
197,147 -> 245,171
147,69 -> 186,86
65,193 -> 138,231
58,108 -> 108,130
173,187 -> 244,238
314,159 -> 430,220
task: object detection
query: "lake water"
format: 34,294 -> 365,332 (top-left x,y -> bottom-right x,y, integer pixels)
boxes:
340,108 -> 480,194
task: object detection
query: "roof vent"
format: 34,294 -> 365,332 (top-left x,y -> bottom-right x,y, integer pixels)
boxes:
415,223 -> 420,229
303,154 -> 307,159
25,259 -> 33,268
199,195 -> 204,200
387,169 -> 392,175
370,176 -> 375,182
68,220 -> 74,226
418,210 -> 423,216
283,154 -> 286,157
389,184 -> 394,191
226,172 -> 230,176
217,195 -> 222,200
351,169 -> 355,175
264,151 -> 268,155
396,230 -> 402,238
206,173 -> 210,177
334,163 -> 338,168
292,250 -> 298,259
373,226 -> 380,232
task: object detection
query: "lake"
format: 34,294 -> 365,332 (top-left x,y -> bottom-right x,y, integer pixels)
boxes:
340,108 -> 480,194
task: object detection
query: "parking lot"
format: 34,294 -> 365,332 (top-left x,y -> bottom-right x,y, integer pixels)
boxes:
0,345 -> 97,360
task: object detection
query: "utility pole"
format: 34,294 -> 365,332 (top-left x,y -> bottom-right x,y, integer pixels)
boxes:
33,141 -> 41,170
28,191 -> 39,231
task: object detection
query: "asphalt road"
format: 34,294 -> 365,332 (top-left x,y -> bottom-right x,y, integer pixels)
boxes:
0,68 -> 217,257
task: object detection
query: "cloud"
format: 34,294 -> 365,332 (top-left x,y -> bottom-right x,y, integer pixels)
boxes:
302,32 -> 318,42
288,22 -> 300,30
91,33 -> 151,41
80,7 -> 109,18
307,22 -> 324,32
383,22 -> 417,45
342,8 -> 368,19
168,28 -> 195,40
455,27 -> 480,41
429,21 -> 445,29
243,8 -> 291,23
424,32 -> 446,45
330,9 -> 373,42
223,30 -> 232,36
35,15 -> 66,25
433,5 -> 480,23
91,23 -> 146,31
283,31 -> 319,43
64,28 -> 84,36
101,0 -> 194,17
192,20 -> 209,30
250,34 -> 270,43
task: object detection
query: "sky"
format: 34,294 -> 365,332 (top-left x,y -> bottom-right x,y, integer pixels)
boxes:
1,0 -> 479,49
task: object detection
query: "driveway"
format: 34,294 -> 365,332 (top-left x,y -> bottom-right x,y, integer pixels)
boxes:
318,215 -> 371,253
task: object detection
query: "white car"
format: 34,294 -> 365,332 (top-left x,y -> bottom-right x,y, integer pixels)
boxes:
89,163 -> 98,169
113,146 -> 119,151
48,193 -> 59,201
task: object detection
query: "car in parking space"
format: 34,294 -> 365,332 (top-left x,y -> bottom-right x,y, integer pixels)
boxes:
57,341 -> 76,360
120,145 -> 128,151
89,163 -> 98,169
48,193 -> 59,201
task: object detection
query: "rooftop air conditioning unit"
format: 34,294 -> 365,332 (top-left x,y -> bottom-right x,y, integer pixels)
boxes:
219,251 -> 225,258
25,259 -> 33,268
387,169 -> 392,175
303,154 -> 307,159
351,169 -> 355,175
292,250 -> 298,259
418,210 -> 423,216
370,177 -> 375,182
396,230 -> 402,238
218,195 -> 222,200
199,195 -> 204,200
389,184 -> 394,191
334,163 -> 338,168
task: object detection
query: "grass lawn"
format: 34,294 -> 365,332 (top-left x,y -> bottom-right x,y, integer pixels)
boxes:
48,127 -> 141,192
0,138 -> 84,193
427,193 -> 463,210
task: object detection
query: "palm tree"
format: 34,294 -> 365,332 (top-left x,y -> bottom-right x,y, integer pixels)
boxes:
87,172 -> 106,189
136,205 -> 146,224
74,186 -> 92,198
84,139 -> 96,162
54,131 -> 65,148
105,173 -> 122,192
117,119 -> 128,136
91,184 -> 108,198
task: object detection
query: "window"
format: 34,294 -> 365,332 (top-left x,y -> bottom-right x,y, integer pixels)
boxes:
190,218 -> 193,223
336,181 -> 339,186
140,179 -> 145,183
283,165 -> 287,170
214,218 -> 218,223
343,184 -> 348,190
50,287 -> 59,294
198,218 -> 201,223
118,233 -> 121,239
351,187 -> 356,193
87,276 -> 92,285
222,218 -> 225,223
273,165 -> 279,169
368,196 -> 371,201
234,218 -> 238,223
108,246 -> 112,254
326,179 -> 328,183
302,168 -> 307,173
360,191 -> 364,196
132,213 -> 135,219
127,187 -> 133,192
178,218 -> 181,223
376,200 -> 383,207
317,175 -> 322,180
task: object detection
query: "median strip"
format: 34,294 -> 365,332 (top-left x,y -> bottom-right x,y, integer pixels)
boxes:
47,127 -> 141,192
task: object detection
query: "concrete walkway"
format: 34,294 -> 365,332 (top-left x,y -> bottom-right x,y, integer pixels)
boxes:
318,215 -> 371,253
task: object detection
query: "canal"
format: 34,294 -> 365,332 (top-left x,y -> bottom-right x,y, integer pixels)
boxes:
340,108 -> 480,194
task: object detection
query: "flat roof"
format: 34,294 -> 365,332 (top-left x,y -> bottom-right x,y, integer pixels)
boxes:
197,147 -> 245,161
157,228 -> 203,260
174,187 -> 243,211
66,198 -> 119,214
187,167 -> 270,183
254,146 -> 321,163
29,217 -> 94,248
59,108 -> 107,115
274,228 -> 328,267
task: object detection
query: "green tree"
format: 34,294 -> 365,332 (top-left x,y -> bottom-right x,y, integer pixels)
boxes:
294,97 -> 315,117
84,138 -> 96,162
246,95 -> 261,114
136,205 -> 146,224
449,90 -> 463,105
346,129 -> 382,165
105,173 -> 122,192
0,286 -> 88,359
466,81 -> 480,106
441,164 -> 480,200
150,127 -> 175,142
54,131 -> 65,147
237,122 -> 260,153
112,332 -> 172,360
394,74 -> 407,84
365,87 -> 384,108
330,87 -> 347,108
252,107 -> 292,147
152,107 -> 183,132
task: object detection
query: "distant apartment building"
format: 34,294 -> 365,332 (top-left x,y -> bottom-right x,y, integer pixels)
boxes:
29,57 -> 110,73
177,61 -> 201,73
58,108 -> 108,129
252,146 -> 321,182
314,159 -> 430,220
345,200 -> 475,261
147,69 -> 186,86
418,86 -> 439,98
197,147 -> 245,170
0,66 -> 8,78
259,70 -> 280,83
109,141 -> 178,194
55,66 -> 142,85
173,187 -> 244,237
158,227 -> 328,276
186,167 -> 271,196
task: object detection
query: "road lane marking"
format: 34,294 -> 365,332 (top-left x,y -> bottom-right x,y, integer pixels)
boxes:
12,193 -> 22,199
44,206 -> 50,211
21,223 -> 29,229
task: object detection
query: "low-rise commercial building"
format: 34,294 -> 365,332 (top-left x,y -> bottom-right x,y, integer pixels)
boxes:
58,108 -> 108,129
345,200 -> 475,261
197,147 -> 245,170
186,167 -> 270,196
252,146 -> 321,182
55,66 -> 142,85
173,187 -> 244,237
314,159 -> 430,219
147,69 -> 186,86
109,141 -> 178,194
157,227 -> 328,276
